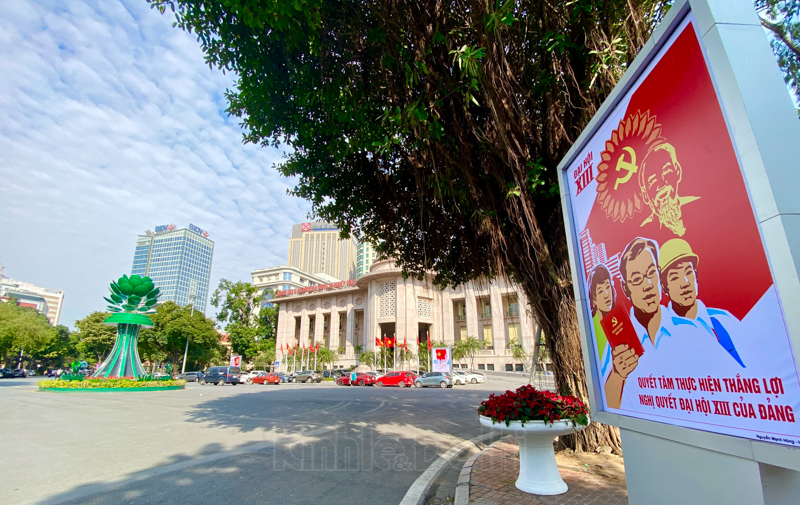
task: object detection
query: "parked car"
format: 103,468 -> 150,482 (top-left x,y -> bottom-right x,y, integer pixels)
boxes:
414,372 -> 454,388
12,369 -> 27,378
0,368 -> 13,378
176,371 -> 203,382
47,369 -> 63,377
252,372 -> 281,385
199,366 -> 242,385
462,370 -> 485,384
278,373 -> 293,383
294,370 -> 322,383
451,371 -> 468,385
26,370 -> 37,376
336,372 -> 378,386
323,370 -> 346,379
244,370 -> 267,383
375,371 -> 418,387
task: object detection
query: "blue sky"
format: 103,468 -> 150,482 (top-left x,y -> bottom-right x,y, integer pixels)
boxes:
0,1 -> 312,329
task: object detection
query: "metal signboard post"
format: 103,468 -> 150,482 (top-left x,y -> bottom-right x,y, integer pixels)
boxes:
557,1 -> 800,503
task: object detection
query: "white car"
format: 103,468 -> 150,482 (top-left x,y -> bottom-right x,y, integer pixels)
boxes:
461,371 -> 485,384
451,371 -> 468,385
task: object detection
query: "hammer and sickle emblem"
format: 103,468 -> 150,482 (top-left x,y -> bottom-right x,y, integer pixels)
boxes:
614,147 -> 638,190
612,317 -> 618,326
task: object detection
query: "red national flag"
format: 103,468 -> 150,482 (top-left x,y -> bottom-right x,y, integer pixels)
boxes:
375,337 -> 383,347
386,337 -> 394,348
403,337 -> 408,350
315,342 -> 319,351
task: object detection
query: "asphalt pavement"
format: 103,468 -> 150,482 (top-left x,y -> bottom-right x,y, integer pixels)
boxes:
1,374 -> 529,505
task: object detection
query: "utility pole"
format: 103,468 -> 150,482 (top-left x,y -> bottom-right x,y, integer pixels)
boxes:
181,280 -> 198,374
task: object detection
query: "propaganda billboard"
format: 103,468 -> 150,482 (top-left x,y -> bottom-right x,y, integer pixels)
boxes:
432,347 -> 452,374
564,14 -> 800,447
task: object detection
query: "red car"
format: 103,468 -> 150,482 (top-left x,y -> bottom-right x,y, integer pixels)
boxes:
336,373 -> 378,386
375,371 -> 418,387
252,372 -> 281,385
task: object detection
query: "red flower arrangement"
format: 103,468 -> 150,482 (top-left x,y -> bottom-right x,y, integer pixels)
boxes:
478,385 -> 589,427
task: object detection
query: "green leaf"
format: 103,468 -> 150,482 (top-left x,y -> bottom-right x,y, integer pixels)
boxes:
413,107 -> 428,121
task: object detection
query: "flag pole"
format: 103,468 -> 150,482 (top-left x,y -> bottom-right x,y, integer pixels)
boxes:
314,344 -> 317,371
427,331 -> 431,373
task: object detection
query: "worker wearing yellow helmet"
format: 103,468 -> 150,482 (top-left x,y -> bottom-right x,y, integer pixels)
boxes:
659,239 -> 745,367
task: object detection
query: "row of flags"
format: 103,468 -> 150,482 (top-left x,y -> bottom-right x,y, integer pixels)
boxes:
375,335 -> 409,350
278,336 -> 413,353
280,342 -> 319,355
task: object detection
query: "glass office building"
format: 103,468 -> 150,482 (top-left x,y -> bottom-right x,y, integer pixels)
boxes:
131,224 -> 215,313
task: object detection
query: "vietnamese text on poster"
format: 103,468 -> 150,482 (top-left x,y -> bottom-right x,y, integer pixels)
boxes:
566,14 -> 800,447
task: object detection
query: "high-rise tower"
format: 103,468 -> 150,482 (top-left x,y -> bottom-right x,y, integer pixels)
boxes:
131,224 -> 214,313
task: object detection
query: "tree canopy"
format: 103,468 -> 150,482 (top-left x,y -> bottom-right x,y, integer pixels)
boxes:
0,301 -> 56,368
151,0 -> 797,450
139,301 -> 223,370
74,311 -> 117,364
211,279 -> 278,360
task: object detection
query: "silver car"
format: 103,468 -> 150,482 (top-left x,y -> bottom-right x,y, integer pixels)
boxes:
414,372 -> 453,388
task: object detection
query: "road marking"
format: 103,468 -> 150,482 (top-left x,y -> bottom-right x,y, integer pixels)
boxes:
18,424 -> 342,505
398,431 -> 498,505
364,399 -> 388,414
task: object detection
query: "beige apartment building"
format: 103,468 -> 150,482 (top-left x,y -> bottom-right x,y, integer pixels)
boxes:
0,276 -> 64,326
272,259 -> 538,372
287,222 -> 357,281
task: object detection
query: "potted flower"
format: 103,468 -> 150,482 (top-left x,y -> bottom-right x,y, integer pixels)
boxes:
478,385 -> 590,495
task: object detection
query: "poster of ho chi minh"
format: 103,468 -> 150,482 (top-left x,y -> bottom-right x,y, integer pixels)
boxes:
565,13 -> 800,447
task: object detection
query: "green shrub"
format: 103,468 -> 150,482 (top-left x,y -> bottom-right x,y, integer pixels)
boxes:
322,377 -> 334,382
39,378 -> 186,389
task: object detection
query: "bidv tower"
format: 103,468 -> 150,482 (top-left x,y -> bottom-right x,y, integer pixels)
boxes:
131,223 -> 214,313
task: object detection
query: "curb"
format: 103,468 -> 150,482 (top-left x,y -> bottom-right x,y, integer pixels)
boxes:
399,431 -> 501,505
453,436 -> 508,505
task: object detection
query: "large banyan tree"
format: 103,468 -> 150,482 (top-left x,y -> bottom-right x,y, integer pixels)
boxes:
149,0 -> 793,450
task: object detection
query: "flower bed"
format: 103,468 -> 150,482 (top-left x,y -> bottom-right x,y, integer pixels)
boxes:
478,384 -> 589,427
39,378 -> 186,390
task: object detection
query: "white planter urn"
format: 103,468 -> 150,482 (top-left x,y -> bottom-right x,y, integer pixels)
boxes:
479,415 -> 589,495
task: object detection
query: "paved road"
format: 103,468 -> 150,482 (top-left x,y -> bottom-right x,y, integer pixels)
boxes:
1,374 -> 528,505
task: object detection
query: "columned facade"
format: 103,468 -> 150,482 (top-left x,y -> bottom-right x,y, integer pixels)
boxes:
272,260 -> 539,372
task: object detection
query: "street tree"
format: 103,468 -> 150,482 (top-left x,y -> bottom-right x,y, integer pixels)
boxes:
74,312 -> 117,365
757,0 -> 800,110
0,301 -> 56,368
359,350 -> 377,370
211,279 -> 277,361
508,336 -> 529,372
138,301 -> 223,371
152,0 -> 799,451
35,325 -> 79,370
317,346 -> 338,370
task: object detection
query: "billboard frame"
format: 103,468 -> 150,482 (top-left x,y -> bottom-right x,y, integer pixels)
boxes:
557,0 -> 800,473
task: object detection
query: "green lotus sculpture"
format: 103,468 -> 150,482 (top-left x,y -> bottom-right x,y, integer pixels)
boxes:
93,275 -> 161,379
104,274 -> 160,314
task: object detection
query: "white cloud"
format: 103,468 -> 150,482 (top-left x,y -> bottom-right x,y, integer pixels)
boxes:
0,0 -> 312,328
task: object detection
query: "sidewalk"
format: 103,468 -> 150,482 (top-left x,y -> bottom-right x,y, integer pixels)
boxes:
464,437 -> 628,505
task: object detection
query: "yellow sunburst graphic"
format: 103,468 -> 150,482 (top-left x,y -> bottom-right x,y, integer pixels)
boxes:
595,110 -> 665,223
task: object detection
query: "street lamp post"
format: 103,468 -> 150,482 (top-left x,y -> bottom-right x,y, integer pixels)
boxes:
181,280 -> 198,375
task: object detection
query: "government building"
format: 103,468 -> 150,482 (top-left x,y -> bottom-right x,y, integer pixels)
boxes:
272,259 -> 538,372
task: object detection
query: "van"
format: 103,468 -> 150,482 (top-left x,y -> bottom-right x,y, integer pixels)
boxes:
199,366 -> 242,385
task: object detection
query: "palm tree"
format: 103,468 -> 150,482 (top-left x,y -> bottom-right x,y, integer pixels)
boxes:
317,346 -> 338,370
461,336 -> 483,371
507,337 -> 528,372
359,350 -> 377,370
452,341 -> 468,369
